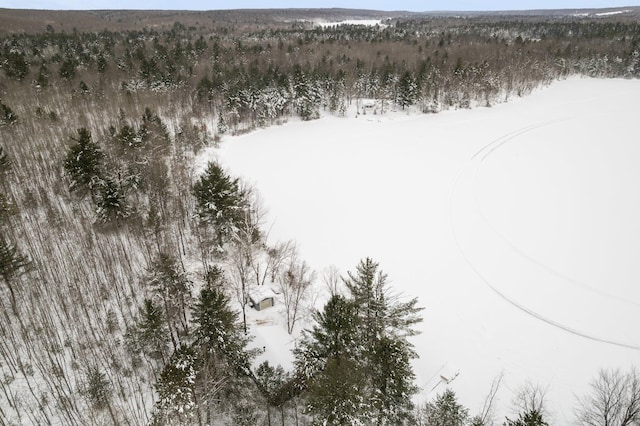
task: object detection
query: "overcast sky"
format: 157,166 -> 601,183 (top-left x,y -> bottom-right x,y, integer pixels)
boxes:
1,0 -> 638,11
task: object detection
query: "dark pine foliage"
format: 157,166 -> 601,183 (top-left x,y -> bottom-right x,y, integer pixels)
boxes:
63,128 -> 104,194
192,283 -> 253,377
504,409 -> 549,426
295,259 -> 423,425
0,101 -> 18,126
193,161 -> 246,244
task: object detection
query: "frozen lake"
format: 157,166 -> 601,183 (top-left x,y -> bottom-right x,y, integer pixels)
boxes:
213,78 -> 640,421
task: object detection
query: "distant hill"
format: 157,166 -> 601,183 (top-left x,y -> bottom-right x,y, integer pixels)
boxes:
1,6 -> 640,34
0,8 -> 408,34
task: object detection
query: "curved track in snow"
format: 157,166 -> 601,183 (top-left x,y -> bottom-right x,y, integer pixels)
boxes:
449,119 -> 640,351
473,121 -> 640,309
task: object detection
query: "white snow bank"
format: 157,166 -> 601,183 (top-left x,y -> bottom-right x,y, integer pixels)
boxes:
208,77 -> 640,421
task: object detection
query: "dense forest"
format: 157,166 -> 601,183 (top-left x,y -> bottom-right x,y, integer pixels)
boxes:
0,8 -> 639,425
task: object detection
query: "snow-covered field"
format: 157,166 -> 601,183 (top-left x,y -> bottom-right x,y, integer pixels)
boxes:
210,78 -> 640,421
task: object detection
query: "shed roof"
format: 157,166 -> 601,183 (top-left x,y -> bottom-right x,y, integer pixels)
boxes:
249,286 -> 277,303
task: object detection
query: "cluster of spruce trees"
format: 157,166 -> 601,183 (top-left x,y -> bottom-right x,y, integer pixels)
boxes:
62,109 -> 172,226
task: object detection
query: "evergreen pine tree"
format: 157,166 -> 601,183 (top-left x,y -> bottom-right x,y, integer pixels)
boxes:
0,101 -> 17,126
343,258 -> 385,344
153,346 -> 198,425
192,283 -> 253,377
292,65 -> 319,120
295,295 -> 360,377
256,361 -> 289,424
116,124 -> 141,149
296,259 -> 423,426
97,53 -> 107,73
344,258 -> 423,342
2,51 -> 29,80
93,176 -> 129,224
256,361 -> 287,404
504,410 -> 548,426
63,128 -> 104,194
84,366 -> 112,411
59,57 -> 77,80
421,389 -> 469,426
0,146 -> 8,172
343,258 -> 423,424
190,276 -> 258,424
306,357 -> 370,426
126,298 -> 170,363
217,114 -> 228,134
398,71 -> 418,110
193,161 -> 246,245
371,336 -> 418,424
295,295 -> 367,423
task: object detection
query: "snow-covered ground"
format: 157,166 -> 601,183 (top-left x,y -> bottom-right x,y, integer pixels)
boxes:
573,9 -> 631,17
315,19 -> 389,28
207,78 -> 640,421
595,9 -> 631,16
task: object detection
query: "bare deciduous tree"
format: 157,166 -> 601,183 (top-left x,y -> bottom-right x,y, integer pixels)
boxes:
321,265 -> 342,297
266,240 -> 295,285
227,187 -> 264,333
513,381 -> 549,420
278,253 -> 315,334
238,190 -> 272,288
226,240 -> 252,335
232,188 -> 285,286
576,368 -> 640,426
469,372 -> 503,425
0,235 -> 29,315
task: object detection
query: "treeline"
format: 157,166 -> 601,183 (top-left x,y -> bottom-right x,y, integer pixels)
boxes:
1,16 -> 640,131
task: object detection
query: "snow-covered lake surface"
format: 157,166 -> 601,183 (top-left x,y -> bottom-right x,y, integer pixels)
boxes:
210,78 -> 640,421
315,19 -> 388,28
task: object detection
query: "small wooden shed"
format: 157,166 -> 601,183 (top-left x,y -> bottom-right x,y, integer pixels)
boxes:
249,286 -> 276,311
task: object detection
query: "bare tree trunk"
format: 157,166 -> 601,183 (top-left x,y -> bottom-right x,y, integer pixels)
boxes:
239,275 -> 248,335
163,297 -> 178,351
7,280 -> 17,316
